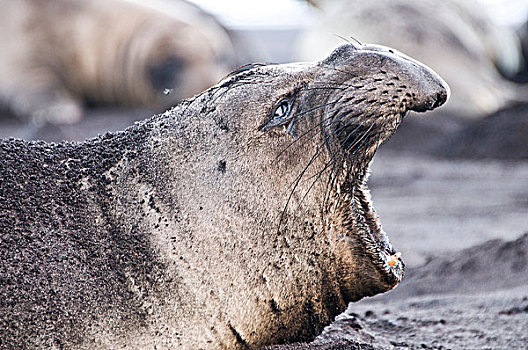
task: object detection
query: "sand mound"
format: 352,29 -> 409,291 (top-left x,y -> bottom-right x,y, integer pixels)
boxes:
261,340 -> 375,350
387,232 -> 528,298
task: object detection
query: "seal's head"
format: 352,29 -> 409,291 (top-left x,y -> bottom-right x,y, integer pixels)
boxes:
295,43 -> 449,300
154,43 -> 450,345
210,42 -> 448,296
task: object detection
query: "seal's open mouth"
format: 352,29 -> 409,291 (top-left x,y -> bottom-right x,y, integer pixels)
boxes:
319,88 -> 410,288
333,112 -> 406,289
349,177 -> 404,285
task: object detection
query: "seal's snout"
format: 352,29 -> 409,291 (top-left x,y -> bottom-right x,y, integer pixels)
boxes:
322,43 -> 451,115
410,65 -> 450,113
414,86 -> 449,112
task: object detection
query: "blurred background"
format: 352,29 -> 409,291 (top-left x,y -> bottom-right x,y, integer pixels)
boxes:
1,0 -> 527,347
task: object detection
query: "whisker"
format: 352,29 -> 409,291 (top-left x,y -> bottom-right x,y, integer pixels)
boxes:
294,113 -> 379,215
345,120 -> 376,153
286,110 -> 364,209
277,99 -> 365,159
301,84 -> 349,91
323,116 -> 378,212
278,110 -> 369,231
300,116 -> 370,184
349,35 -> 363,46
333,33 -> 353,45
294,125 -> 354,209
210,79 -> 273,105
305,81 -> 358,89
297,120 -> 368,209
277,145 -> 325,233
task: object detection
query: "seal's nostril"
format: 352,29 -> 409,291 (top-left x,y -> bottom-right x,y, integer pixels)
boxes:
432,94 -> 442,109
431,91 -> 447,109
412,88 -> 448,112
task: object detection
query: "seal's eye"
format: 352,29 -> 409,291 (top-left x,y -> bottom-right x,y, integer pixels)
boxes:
260,95 -> 296,134
273,100 -> 291,120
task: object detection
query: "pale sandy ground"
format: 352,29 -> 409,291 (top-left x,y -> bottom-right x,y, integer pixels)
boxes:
1,109 -> 527,349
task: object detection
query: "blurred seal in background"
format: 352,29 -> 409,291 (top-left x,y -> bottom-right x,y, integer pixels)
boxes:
0,0 -> 237,125
298,0 -> 524,119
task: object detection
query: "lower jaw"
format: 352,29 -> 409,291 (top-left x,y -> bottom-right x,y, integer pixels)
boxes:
332,180 -> 404,301
333,232 -> 403,302
359,177 -> 404,269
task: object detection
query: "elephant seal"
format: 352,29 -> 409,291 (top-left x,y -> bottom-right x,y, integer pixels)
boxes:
0,44 -> 448,349
0,0 -> 235,124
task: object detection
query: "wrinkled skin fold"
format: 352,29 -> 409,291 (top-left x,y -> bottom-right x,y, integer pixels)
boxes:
0,44 -> 448,349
